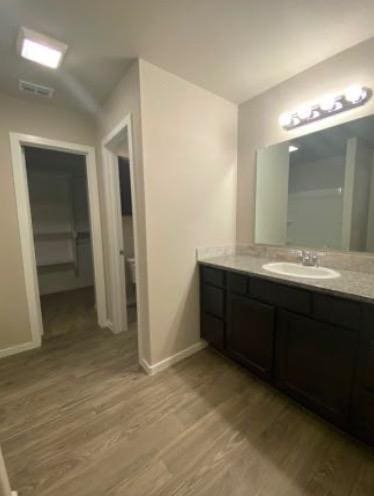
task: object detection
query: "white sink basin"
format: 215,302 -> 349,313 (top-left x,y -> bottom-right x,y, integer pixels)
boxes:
262,262 -> 340,280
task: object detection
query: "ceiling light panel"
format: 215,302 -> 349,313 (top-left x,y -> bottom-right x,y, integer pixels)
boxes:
18,27 -> 67,69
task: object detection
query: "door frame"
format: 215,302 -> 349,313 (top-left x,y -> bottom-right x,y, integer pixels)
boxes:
9,133 -> 106,347
101,113 -> 141,336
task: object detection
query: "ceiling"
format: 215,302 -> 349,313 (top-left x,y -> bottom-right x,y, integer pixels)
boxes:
1,0 -> 374,113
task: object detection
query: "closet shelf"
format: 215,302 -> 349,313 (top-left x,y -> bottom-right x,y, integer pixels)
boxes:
34,230 -> 90,239
37,259 -> 75,268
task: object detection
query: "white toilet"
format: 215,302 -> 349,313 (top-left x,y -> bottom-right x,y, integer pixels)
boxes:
126,257 -> 136,284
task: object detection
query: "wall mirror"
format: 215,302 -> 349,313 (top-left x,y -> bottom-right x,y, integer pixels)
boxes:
255,114 -> 374,253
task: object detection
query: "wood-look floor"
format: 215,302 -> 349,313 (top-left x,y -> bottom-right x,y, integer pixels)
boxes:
0,326 -> 373,496
40,286 -> 97,339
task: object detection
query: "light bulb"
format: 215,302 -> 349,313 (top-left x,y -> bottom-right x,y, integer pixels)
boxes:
297,105 -> 313,120
278,112 -> 293,128
320,94 -> 336,112
344,85 -> 366,104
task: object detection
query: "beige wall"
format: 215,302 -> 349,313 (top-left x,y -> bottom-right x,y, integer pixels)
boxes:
97,59 -> 238,366
1,57 -> 238,366
96,60 -> 152,362
0,92 -> 96,351
237,37 -> 374,244
255,143 -> 289,245
139,60 -> 237,365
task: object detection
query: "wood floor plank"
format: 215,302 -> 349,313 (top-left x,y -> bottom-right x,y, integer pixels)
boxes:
0,327 -> 373,496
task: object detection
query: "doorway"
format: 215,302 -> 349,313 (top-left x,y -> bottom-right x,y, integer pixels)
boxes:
25,147 -> 96,338
102,114 -> 142,349
118,156 -> 137,328
10,133 -> 106,347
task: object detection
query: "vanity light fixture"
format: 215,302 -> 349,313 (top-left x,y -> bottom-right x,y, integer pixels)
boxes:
279,84 -> 371,130
17,27 -> 68,69
320,94 -> 337,112
297,105 -> 313,120
344,84 -> 368,104
279,112 -> 293,127
289,145 -> 299,153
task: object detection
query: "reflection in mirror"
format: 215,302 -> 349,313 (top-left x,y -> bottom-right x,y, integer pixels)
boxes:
255,114 -> 374,253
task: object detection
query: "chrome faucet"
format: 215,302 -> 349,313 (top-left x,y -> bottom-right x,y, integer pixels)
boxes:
297,250 -> 319,267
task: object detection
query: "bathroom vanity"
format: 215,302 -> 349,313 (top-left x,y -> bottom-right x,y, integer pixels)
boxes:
199,255 -> 374,446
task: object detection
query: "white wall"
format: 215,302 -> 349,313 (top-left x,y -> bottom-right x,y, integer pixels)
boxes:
342,138 -> 373,251
139,60 -> 237,365
342,138 -> 358,250
237,37 -> 374,245
288,154 -> 345,249
349,139 -> 373,250
255,143 -> 289,245
366,153 -> 374,251
288,155 -> 346,194
287,188 -> 344,249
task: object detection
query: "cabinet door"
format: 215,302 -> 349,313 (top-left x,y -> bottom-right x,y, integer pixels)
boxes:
276,310 -> 357,426
352,307 -> 374,445
227,295 -> 275,379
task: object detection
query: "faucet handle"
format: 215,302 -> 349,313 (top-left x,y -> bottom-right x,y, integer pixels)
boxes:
311,253 -> 320,267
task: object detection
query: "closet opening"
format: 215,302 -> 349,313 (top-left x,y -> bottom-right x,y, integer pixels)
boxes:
24,146 -> 97,340
118,156 -> 137,329
101,112 -> 145,364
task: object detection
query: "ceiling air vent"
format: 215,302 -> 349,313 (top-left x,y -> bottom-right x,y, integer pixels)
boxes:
19,80 -> 55,98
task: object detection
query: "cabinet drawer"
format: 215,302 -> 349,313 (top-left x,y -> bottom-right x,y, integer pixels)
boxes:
201,313 -> 225,350
313,294 -> 361,330
202,284 -> 224,318
201,266 -> 225,288
227,272 -> 248,295
250,278 -> 311,315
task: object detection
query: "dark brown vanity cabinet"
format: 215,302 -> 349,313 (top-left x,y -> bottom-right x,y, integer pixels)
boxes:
200,267 -> 225,351
352,306 -> 374,444
227,295 -> 275,380
276,310 -> 357,427
199,263 -> 374,445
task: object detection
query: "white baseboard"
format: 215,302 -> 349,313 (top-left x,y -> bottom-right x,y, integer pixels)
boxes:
106,320 -> 128,335
139,357 -> 153,375
140,340 -> 207,376
0,339 -> 41,359
104,319 -> 114,331
106,320 -> 133,335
